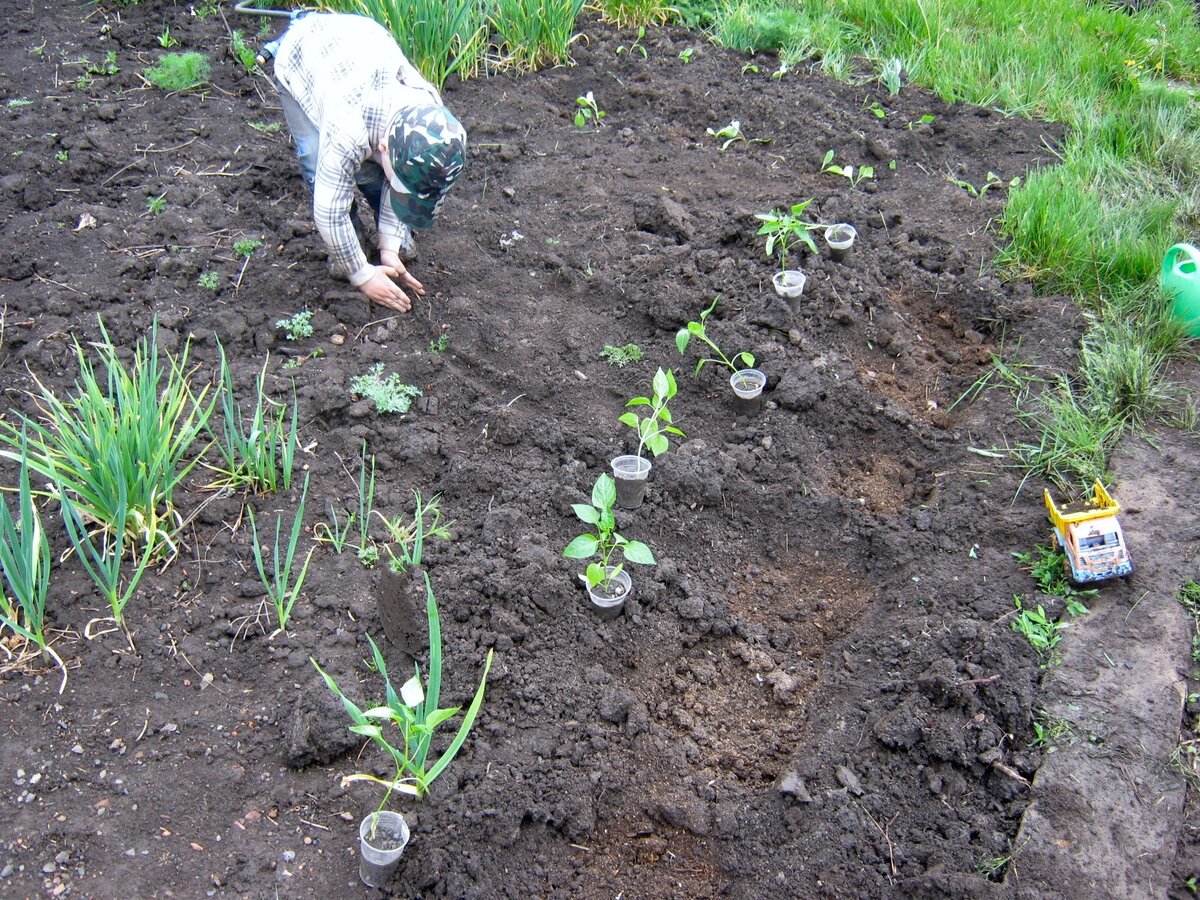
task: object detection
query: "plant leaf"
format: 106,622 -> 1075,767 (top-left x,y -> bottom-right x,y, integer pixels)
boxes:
622,541 -> 656,565
571,503 -> 600,525
563,534 -> 599,558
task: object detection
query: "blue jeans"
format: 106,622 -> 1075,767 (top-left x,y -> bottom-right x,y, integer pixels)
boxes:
278,87 -> 385,220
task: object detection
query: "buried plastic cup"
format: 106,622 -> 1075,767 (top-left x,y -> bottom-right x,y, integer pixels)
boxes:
359,811 -> 410,888
729,368 -> 767,400
772,270 -> 807,300
825,224 -> 857,261
584,567 -> 632,621
611,454 -> 651,509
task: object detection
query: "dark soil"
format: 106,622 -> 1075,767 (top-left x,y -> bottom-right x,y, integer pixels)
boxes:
0,2 -> 1129,897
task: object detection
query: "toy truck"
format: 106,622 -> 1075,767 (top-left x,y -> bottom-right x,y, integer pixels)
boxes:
1043,480 -> 1133,584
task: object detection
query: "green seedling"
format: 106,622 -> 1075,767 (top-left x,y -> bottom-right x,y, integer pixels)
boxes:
907,114 -> 935,130
1012,543 -> 1096,613
157,27 -> 179,48
314,503 -> 355,553
619,367 -> 684,460
275,310 -> 313,342
1010,595 -> 1068,663
679,47 -> 694,63
616,26 -> 648,59
0,429 -> 65,692
246,473 -> 314,636
234,238 -> 263,258
599,343 -> 643,367
705,119 -> 770,152
755,199 -> 821,272
144,52 -> 211,92
574,91 -> 606,129
198,271 -> 220,291
8,98 -> 33,108
249,120 -> 282,134
822,150 -> 874,188
55,150 -> 68,164
864,100 -> 887,119
740,63 -> 759,75
429,332 -> 450,355
377,491 -> 452,574
772,60 -> 791,79
145,192 -> 167,216
1029,710 -> 1073,750
563,473 -> 656,592
879,57 -> 903,94
350,363 -> 422,414
312,577 -> 493,809
947,170 -> 1021,199
208,345 -> 298,494
320,441 -> 379,566
230,30 -> 258,74
676,296 -> 754,375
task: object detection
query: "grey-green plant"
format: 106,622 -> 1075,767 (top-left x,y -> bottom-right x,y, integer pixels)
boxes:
208,345 -> 298,494
755,199 -> 820,271
145,191 -> 167,216
311,575 -> 494,803
0,429 -> 65,691
878,56 -> 904,95
706,119 -> 770,152
599,342 -> 643,367
198,271 -> 220,291
490,0 -> 585,72
59,481 -> 158,629
275,310 -> 313,342
574,91 -> 606,129
563,473 -> 656,592
246,473 -> 314,635
675,296 -> 755,375
143,52 -> 211,92
619,367 -> 684,460
7,98 -> 33,108
822,150 -> 874,188
378,491 -> 452,574
0,318 -> 213,560
350,363 -> 422,414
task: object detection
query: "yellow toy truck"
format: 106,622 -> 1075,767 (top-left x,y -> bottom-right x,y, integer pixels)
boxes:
1043,480 -> 1133,584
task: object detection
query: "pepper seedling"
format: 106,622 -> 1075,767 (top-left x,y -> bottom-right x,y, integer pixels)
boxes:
563,474 -> 655,592
619,367 -> 684,459
676,296 -> 754,374
755,199 -> 821,272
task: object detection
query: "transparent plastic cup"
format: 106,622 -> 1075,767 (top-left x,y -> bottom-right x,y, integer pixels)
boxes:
825,224 -> 857,261
611,455 -> 651,509
773,270 -> 806,300
359,811 -> 410,888
730,369 -> 766,400
584,568 -> 632,620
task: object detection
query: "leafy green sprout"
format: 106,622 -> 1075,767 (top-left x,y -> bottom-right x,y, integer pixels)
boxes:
705,119 -> 770,152
822,150 -> 874,188
248,121 -> 282,134
198,271 -> 220,291
143,51 -> 211,92
563,473 -> 656,592
312,441 -> 378,564
246,473 -> 315,636
230,30 -> 258,75
574,91 -> 606,129
311,576 -> 494,806
350,363 -> 422,414
1010,595 -> 1070,664
55,150 -> 68,164
675,296 -> 755,375
599,343 -> 643,367
619,368 -> 684,460
376,491 -> 452,574
947,170 -> 1021,199
234,238 -> 263,258
616,26 -> 648,58
275,310 -> 313,342
7,98 -> 34,108
755,199 -> 821,272
679,47 -> 694,63
864,100 -> 887,119
1012,543 -> 1096,612
429,332 -> 450,354
907,114 -> 935,130
740,63 -> 759,75
157,27 -> 180,49
145,192 -> 167,216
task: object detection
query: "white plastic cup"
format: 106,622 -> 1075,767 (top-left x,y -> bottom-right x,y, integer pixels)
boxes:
825,224 -> 856,261
359,811 -> 410,888
584,568 -> 632,620
730,369 -> 766,400
773,270 -> 807,300
611,455 -> 651,509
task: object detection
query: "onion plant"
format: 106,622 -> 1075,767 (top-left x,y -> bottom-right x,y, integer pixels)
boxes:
0,319 -> 213,559
326,0 -> 487,89
311,573 -> 494,802
595,0 -> 672,29
488,0 -> 585,72
246,473 -> 314,635
0,430 -> 65,692
378,490 -> 452,573
208,344 -> 298,494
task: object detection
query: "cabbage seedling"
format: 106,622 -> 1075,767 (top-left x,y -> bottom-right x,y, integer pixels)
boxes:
574,91 -> 606,129
563,473 -> 655,591
706,120 -> 770,152
619,367 -> 684,459
675,296 -> 754,375
822,150 -> 874,188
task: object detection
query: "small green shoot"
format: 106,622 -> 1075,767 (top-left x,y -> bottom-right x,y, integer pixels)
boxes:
705,119 -> 770,152
563,473 -> 656,592
907,114 -> 935,130
676,296 -> 754,375
574,91 -> 606,129
275,310 -> 313,342
144,52 -> 211,92
377,491 -> 452,574
198,271 -> 220,291
616,26 -> 648,59
619,367 -> 684,459
246,473 -> 314,636
145,192 -> 167,216
599,343 -> 643,367
864,100 -> 887,119
350,363 -> 422,414
947,170 -> 1021,199
679,47 -> 694,63
429,332 -> 450,355
249,121 -> 282,134
157,27 -> 180,48
230,30 -> 258,75
755,199 -> 820,272
822,150 -> 874,188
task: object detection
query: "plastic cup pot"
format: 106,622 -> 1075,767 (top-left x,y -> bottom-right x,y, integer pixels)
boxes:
824,224 -> 856,262
359,811 -> 410,888
584,567 -> 632,621
611,455 -> 651,510
772,270 -> 807,302
730,368 -> 766,402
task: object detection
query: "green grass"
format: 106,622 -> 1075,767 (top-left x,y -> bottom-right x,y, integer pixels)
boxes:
143,52 -> 211,92
489,0 -> 585,72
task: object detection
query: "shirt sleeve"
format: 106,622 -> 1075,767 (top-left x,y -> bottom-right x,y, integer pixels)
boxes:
312,134 -> 374,286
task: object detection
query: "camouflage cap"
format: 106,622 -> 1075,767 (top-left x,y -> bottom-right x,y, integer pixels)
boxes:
384,103 -> 466,230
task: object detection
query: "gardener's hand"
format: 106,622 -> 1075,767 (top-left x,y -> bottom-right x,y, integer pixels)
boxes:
359,260 -> 424,312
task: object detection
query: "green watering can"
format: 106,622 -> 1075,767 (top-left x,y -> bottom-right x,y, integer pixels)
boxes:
1162,243 -> 1200,338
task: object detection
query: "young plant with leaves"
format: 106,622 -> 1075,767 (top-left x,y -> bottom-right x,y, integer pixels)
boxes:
822,150 -> 874,188
619,367 -> 684,460
675,296 -> 755,375
246,473 -> 314,635
563,473 -> 656,592
574,91 -> 606,128
706,119 -> 770,151
755,199 -> 820,272
311,574 -> 493,804
378,491 -> 452,574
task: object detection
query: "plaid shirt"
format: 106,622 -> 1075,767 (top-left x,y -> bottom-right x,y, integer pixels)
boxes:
274,14 -> 440,286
